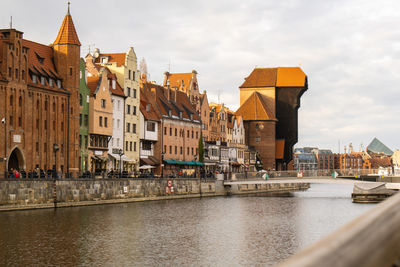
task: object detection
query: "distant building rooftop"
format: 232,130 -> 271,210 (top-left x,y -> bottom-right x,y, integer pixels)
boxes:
367,137 -> 393,156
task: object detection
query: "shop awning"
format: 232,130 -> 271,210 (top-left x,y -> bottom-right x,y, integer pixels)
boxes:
139,165 -> 156,170
141,158 -> 155,166
164,160 -> 178,165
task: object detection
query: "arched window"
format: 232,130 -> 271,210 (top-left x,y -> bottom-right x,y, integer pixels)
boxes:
53,102 -> 55,112
61,103 -> 64,113
19,96 -> 22,106
9,95 -> 13,106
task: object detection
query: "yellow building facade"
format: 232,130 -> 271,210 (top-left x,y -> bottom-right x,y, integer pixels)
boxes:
94,48 -> 140,172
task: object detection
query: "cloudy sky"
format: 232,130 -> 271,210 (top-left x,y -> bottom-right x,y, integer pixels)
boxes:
1,0 -> 400,152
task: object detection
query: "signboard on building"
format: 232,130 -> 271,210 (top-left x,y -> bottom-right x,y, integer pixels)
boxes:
13,134 -> 21,143
94,150 -> 103,156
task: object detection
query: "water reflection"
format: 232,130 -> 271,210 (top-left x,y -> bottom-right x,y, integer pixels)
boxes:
0,184 -> 375,266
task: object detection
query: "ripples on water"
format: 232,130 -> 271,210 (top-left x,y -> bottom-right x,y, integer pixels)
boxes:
0,184 -> 375,266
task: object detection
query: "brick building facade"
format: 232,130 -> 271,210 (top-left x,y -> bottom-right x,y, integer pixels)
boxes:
0,6 -> 80,177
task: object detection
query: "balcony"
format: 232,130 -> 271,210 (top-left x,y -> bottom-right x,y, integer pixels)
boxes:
140,148 -> 154,157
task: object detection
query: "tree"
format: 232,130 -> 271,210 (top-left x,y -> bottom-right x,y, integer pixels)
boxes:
198,132 -> 204,162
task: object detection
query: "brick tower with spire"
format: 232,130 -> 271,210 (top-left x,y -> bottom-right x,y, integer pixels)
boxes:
52,3 -> 81,175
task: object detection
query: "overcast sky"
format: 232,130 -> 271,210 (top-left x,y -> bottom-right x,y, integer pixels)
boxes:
2,0 -> 400,152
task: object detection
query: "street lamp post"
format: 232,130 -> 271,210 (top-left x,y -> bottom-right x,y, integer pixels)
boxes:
161,152 -> 165,178
2,118 -> 6,179
118,148 -> 124,178
53,144 -> 59,180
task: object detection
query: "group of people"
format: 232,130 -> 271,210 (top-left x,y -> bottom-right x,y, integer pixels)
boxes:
7,166 -> 57,179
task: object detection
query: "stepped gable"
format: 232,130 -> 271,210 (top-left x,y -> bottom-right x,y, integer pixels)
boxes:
94,53 -> 126,67
236,92 -> 277,121
53,7 -> 81,46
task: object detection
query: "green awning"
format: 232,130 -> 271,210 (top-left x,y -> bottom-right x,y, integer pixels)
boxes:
164,160 -> 178,164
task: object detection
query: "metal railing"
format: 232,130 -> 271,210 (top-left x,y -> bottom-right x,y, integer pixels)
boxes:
276,192 -> 400,267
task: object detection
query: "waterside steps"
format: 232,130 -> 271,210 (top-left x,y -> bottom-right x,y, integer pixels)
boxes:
351,182 -> 398,203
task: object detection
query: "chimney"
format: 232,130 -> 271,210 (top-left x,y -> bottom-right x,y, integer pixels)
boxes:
174,87 -> 177,102
164,71 -> 170,87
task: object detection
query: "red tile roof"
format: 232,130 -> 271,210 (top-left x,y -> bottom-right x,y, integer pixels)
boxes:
164,73 -> 193,90
141,82 -> 200,122
53,14 -> 81,46
140,87 -> 160,121
106,70 -> 125,97
87,76 -> 100,97
95,53 -> 126,67
240,67 -> 306,88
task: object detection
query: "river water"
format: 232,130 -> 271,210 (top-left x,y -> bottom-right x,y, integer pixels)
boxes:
0,183 -> 375,266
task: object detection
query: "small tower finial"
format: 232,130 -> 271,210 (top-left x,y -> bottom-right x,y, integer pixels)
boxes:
67,2 -> 71,15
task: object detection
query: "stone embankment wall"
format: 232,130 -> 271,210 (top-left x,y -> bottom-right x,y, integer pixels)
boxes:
0,179 -> 309,211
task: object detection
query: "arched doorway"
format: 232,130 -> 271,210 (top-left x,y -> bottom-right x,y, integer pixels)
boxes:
8,147 -> 25,171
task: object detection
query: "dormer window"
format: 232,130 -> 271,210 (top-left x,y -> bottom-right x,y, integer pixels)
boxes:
112,80 -> 116,89
32,74 -> 37,84
179,111 -> 182,118
146,104 -> 150,112
168,110 -> 172,117
101,57 -> 108,63
190,114 -> 193,120
41,76 -> 45,85
49,78 -> 54,87
57,80 -> 61,88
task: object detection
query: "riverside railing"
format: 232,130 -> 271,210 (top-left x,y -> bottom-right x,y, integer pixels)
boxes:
276,192 -> 400,267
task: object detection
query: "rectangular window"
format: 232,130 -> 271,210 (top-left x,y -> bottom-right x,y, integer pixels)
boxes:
147,122 -> 155,132
192,147 -> 194,155
99,116 -> 103,127
130,142 -> 133,151
84,115 -> 88,126
132,71 -> 136,81
129,70 -> 131,80
44,119 -> 47,130
134,142 -> 136,152
70,67 -> 73,76
175,128 -> 177,136
169,146 -> 172,154
126,87 -> 131,97
126,141 -> 129,151
164,145 -> 166,153
132,123 -> 136,133
164,127 -> 167,135
170,127 -> 172,136
105,117 -> 108,127
101,99 -> 106,108
196,131 -> 198,139
127,105 -> 130,114
187,130 -> 189,138
187,147 -> 189,155
192,131 -> 194,138
127,123 -> 130,132
36,142 -> 39,152
133,106 -> 136,115
175,146 -> 177,154
133,89 -> 137,98
180,147 -> 183,155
